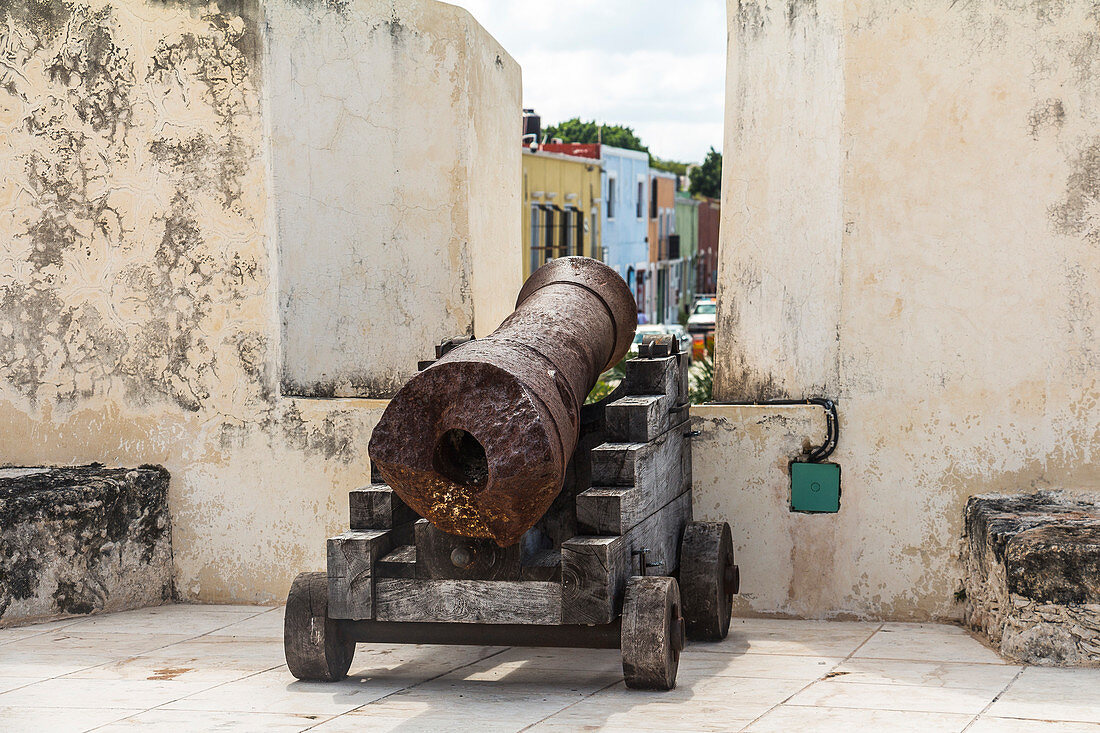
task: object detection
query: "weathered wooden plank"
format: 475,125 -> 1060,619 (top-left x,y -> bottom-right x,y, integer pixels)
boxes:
582,425 -> 691,535
414,520 -> 521,580
590,421 -> 687,488
349,484 -> 419,530
562,490 -> 692,625
521,548 -> 562,582
376,544 -> 416,579
606,394 -> 674,443
373,579 -> 562,624
622,354 -> 688,406
327,529 -> 394,620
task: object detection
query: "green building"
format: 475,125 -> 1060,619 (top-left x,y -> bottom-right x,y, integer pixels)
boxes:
673,191 -> 700,315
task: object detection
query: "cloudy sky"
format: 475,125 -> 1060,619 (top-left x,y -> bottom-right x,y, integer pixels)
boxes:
448,0 -> 727,164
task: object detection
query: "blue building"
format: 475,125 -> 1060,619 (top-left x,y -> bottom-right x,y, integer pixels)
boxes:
598,145 -> 651,319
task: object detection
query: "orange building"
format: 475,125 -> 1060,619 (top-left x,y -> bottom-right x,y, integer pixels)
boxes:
646,171 -> 678,324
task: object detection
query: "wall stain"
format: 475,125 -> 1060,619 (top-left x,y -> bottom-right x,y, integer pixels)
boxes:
147,15 -> 255,212
119,197 -> 218,413
0,0 -> 72,46
786,0 -> 817,28
737,0 -> 766,41
46,5 -> 134,144
1027,98 -> 1064,138
1049,138 -> 1100,248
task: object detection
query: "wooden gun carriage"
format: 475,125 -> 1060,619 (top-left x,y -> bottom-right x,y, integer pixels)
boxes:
284,259 -> 739,690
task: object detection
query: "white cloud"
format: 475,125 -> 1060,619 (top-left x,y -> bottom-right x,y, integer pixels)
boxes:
449,0 -> 727,162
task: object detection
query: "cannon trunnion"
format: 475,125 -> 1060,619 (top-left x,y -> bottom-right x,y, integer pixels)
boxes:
284,260 -> 739,691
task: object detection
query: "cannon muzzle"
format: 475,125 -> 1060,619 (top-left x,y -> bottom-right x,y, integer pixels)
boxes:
368,257 -> 637,546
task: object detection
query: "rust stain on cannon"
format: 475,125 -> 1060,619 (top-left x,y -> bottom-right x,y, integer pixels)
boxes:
368,257 -> 637,547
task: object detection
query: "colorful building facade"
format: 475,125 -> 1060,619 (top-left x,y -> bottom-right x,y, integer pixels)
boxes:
696,196 -> 720,295
674,191 -> 700,312
521,148 -> 602,279
648,170 -> 679,324
599,146 -> 651,321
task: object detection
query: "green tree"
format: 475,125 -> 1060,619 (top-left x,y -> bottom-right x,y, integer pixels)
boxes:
542,118 -> 648,154
689,147 -> 722,199
650,155 -> 689,176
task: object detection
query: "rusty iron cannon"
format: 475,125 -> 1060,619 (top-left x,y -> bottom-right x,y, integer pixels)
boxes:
367,257 -> 638,547
285,257 -> 740,691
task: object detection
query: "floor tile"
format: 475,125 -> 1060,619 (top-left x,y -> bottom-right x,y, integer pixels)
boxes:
205,607 -> 286,639
1,630 -> 190,659
879,622 -> 972,635
352,682 -> 590,730
0,617 -> 86,644
95,709 -> 330,731
744,705 -> 972,732
677,651 -> 843,680
987,667 -> 1100,724
316,704 -> 563,733
438,659 -> 621,691
853,626 -> 1007,664
571,675 -> 808,720
786,678 -> 997,714
828,658 -> 1021,692
716,618 -> 879,658
480,646 -> 623,672
968,717 -> 1100,732
0,653 -> 111,678
64,637 -> 285,683
161,666 -> 402,715
0,677 -> 38,694
0,706 -> 142,733
62,605 -> 268,637
531,694 -> 761,731
0,676 -> 221,710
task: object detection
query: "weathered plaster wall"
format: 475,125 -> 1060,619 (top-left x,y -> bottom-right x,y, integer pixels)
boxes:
270,0 -> 521,398
705,0 -> 1100,619
0,0 -> 520,603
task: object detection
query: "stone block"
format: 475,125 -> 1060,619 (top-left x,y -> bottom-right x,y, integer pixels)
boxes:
0,465 -> 173,626
963,491 -> 1100,666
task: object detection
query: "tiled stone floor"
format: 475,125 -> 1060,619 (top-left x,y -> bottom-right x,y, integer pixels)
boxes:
1,604 -> 1098,732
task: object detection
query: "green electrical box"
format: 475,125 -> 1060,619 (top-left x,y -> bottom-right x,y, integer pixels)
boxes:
790,461 -> 841,513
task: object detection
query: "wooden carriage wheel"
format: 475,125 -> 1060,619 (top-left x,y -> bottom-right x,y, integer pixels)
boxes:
621,575 -> 684,690
284,572 -> 355,681
679,521 -> 737,641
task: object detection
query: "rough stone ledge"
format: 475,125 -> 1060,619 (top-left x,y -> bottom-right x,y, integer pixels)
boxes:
0,464 -> 173,627
963,490 -> 1100,666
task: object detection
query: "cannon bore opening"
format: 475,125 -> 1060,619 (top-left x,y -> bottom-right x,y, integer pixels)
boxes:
433,429 -> 489,489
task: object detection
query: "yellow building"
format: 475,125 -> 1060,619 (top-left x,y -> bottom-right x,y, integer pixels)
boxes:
521,148 -> 602,279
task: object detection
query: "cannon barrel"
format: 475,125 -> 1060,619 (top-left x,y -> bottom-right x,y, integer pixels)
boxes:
368,257 -> 637,547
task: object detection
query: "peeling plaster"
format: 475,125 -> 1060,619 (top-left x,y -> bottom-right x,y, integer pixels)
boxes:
709,0 -> 1100,619
0,0 -> 520,604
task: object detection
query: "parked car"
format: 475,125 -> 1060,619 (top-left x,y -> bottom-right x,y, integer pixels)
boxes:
664,324 -> 693,362
628,324 -> 693,362
628,324 -> 668,358
686,298 -> 717,335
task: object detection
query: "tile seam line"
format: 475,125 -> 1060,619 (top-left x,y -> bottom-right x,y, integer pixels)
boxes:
0,617 -> 87,645
0,606 -> 277,700
82,662 -> 290,730
300,645 -> 515,731
516,677 -> 625,732
959,665 -> 1027,733
76,608 -> 285,732
738,621 -> 885,731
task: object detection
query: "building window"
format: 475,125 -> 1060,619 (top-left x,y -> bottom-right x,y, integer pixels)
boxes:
650,178 -> 658,220
529,204 -> 541,274
607,175 -> 616,219
636,180 -> 645,219
562,206 -> 576,256
531,204 -> 562,269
